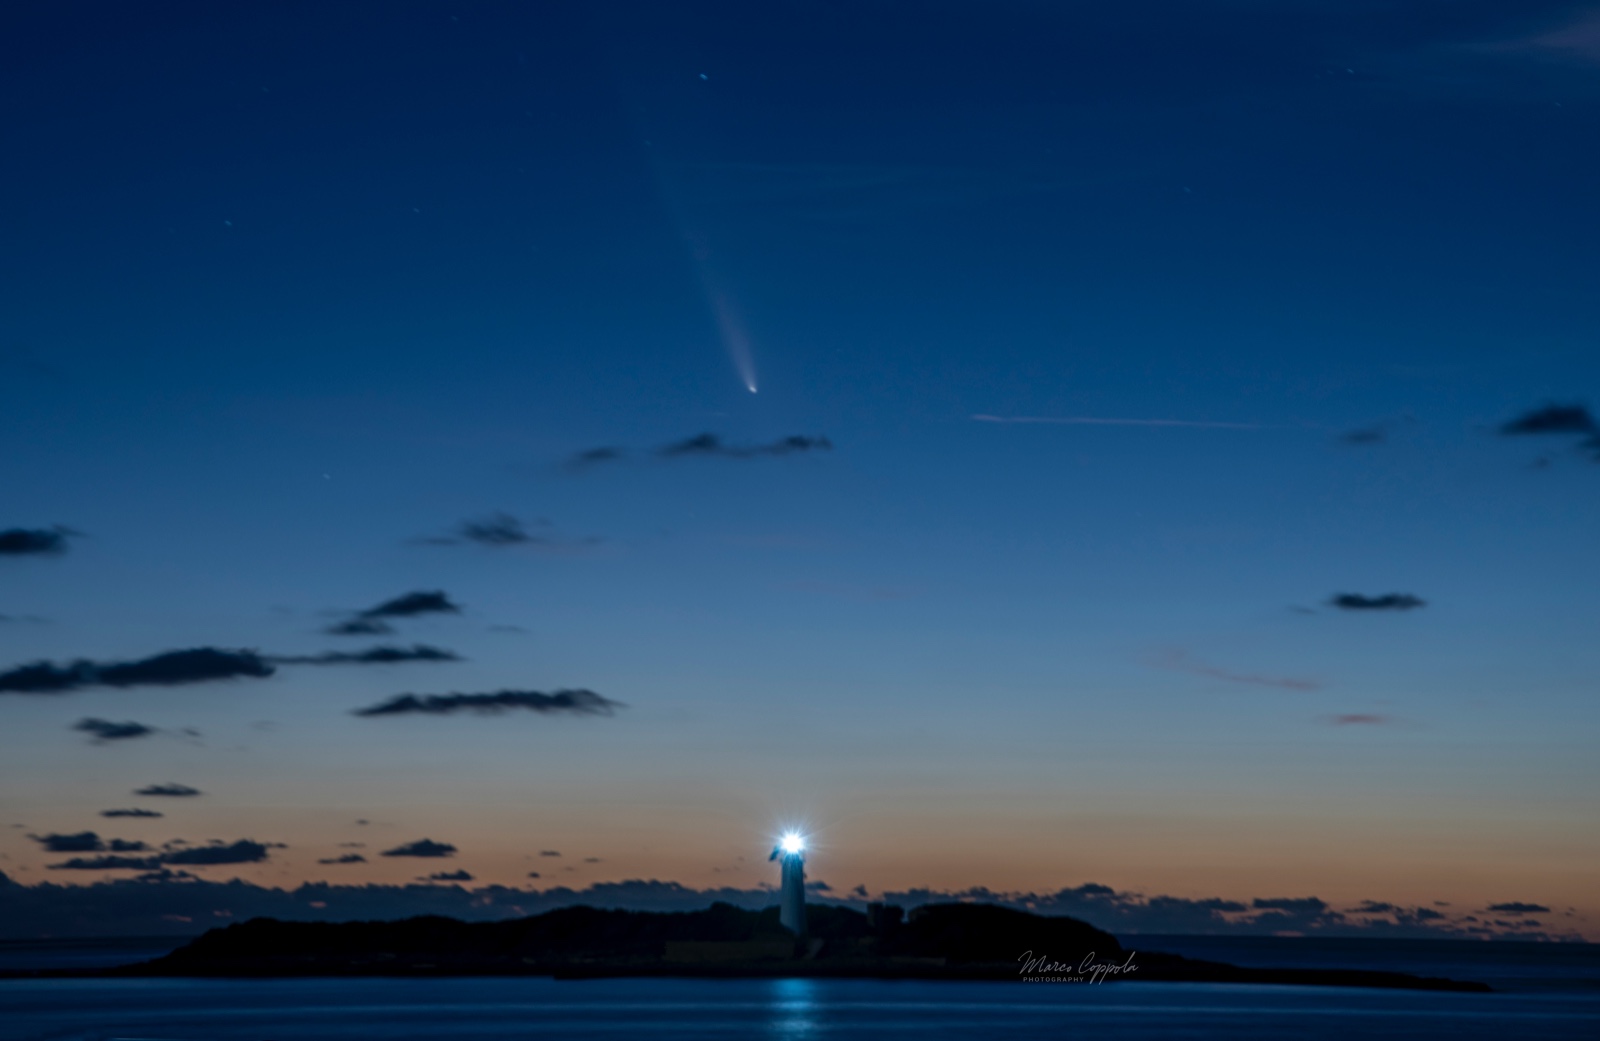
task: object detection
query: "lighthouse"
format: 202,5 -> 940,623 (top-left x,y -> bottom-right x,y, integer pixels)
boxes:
770,832 -> 806,937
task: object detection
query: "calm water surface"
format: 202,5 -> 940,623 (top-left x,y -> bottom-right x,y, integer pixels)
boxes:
4,976 -> 1599,1041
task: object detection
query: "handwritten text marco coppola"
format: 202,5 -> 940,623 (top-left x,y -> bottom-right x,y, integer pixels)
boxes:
1017,950 -> 1138,983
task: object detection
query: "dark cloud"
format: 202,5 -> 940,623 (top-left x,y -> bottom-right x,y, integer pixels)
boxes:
583,857 -> 602,864
121,868 -> 192,882
1329,593 -> 1426,611
1499,404 -> 1598,436
1328,714 -> 1394,726
318,854 -> 366,865
29,831 -> 148,859
659,433 -> 724,457
1339,414 -> 1415,447
48,855 -> 160,871
425,870 -> 474,882
540,851 -> 562,857
361,591 -> 460,619
29,832 -> 104,853
658,432 -> 833,459
272,644 -> 462,666
1340,426 -> 1386,445
100,808 -> 163,818
423,513 -> 602,552
458,513 -> 540,546
0,661 -> 85,694
526,871 -> 541,879
134,784 -> 202,797
564,433 -> 832,472
381,839 -> 457,858
0,526 -> 74,557
131,868 -> 199,883
325,591 -> 461,637
1347,901 -> 1447,928
102,648 -> 272,686
564,446 -> 625,471
44,838 -> 270,871
1487,901 -> 1550,914
1253,897 -> 1331,914
73,718 -> 155,742
0,647 -> 274,695
353,689 -> 623,718
161,841 -> 270,866
325,617 -> 394,636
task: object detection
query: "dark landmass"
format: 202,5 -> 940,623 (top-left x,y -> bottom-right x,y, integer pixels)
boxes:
2,902 -> 1490,992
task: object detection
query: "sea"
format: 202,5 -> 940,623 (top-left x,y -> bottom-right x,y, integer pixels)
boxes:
2,935 -> 1597,1040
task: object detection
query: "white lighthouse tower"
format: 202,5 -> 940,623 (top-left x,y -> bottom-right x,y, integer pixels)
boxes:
771,832 -> 806,937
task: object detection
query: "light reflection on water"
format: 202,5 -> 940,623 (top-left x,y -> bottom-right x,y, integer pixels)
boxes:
768,977 -> 819,1038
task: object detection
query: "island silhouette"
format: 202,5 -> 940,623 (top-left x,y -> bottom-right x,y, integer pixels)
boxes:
38,902 -> 1488,992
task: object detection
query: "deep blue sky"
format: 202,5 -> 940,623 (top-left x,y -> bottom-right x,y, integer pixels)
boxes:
2,1 -> 1597,939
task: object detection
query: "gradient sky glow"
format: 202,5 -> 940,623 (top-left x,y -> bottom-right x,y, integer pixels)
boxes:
2,0 -> 1598,940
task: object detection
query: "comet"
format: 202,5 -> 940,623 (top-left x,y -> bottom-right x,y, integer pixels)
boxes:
702,263 -> 759,394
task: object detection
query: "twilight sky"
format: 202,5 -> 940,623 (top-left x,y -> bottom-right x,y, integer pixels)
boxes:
2,0 -> 1598,940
